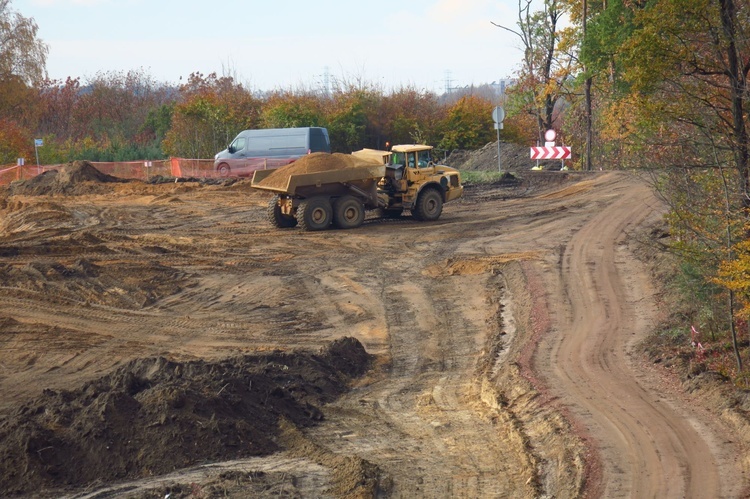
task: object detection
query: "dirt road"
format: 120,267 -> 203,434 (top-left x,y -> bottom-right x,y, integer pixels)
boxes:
531,177 -> 742,498
0,168 -> 744,497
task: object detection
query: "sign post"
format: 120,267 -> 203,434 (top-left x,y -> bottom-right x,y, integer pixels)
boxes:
492,106 -> 505,172
34,138 -> 43,172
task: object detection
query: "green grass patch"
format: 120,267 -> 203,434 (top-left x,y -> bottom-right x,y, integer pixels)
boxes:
459,170 -> 519,185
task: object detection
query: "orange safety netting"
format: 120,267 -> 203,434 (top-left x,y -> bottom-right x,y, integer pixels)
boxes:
0,159 -> 219,187
0,157 -> 304,187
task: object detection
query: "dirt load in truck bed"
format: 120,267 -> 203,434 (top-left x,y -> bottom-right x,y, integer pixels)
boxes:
257,152 -> 380,189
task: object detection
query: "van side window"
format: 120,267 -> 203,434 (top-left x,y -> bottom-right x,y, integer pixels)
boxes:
267,135 -> 306,150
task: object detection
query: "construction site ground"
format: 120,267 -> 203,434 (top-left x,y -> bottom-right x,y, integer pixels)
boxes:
0,161 -> 749,498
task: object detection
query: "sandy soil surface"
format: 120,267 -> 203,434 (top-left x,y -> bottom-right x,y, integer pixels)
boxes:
0,164 -> 746,497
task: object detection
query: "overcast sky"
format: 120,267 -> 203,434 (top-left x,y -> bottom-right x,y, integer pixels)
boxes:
15,0 -> 526,93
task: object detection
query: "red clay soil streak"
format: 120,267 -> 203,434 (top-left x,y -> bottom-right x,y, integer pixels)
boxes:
517,260 -> 604,498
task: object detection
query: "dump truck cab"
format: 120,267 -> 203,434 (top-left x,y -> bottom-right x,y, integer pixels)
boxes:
380,144 -> 463,218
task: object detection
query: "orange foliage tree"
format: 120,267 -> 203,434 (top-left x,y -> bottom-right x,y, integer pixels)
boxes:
260,91 -> 325,129
322,84 -> 381,153
163,73 -> 260,159
380,87 -> 444,148
0,118 -> 32,164
438,95 -> 495,151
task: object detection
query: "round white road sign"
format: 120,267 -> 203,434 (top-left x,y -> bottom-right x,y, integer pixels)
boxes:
492,106 -> 505,124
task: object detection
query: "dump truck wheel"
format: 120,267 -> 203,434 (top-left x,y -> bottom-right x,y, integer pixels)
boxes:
217,163 -> 231,177
413,188 -> 443,221
333,195 -> 365,229
297,197 -> 332,231
267,195 -> 297,228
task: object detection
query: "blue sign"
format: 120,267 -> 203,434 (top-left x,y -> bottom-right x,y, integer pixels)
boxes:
34,139 -> 43,147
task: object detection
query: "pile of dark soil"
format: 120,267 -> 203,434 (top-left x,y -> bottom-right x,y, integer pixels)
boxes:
8,161 -> 128,196
0,337 -> 372,497
258,153 -> 379,189
444,141 -> 534,171
146,175 -> 237,186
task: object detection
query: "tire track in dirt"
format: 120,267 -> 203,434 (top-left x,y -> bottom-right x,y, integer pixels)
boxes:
535,174 -> 729,497
305,249 -> 538,497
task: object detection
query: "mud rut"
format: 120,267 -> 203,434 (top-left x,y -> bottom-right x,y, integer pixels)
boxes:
0,172 -> 743,497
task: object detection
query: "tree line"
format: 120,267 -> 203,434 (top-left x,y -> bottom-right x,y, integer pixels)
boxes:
3,66 -> 523,165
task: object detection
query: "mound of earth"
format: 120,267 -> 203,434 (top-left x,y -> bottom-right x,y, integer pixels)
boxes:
8,161 -> 127,196
0,258 -> 187,309
0,337 -> 372,497
444,141 -> 534,171
257,153 -> 380,189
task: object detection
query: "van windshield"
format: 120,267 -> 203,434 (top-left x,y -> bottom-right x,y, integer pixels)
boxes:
229,137 -> 246,153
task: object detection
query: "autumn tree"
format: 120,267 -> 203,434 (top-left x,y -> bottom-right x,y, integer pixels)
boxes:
495,0 -> 572,143
323,84 -> 381,153
34,70 -> 174,161
0,117 -> 31,162
556,0 -> 611,170
438,95 -> 495,151
381,87 -> 444,147
0,0 -> 47,162
163,72 -> 260,158
0,0 -> 46,85
260,91 -> 325,129
37,77 -> 80,139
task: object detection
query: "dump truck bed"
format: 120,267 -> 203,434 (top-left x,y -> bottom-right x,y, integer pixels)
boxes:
251,164 -> 386,197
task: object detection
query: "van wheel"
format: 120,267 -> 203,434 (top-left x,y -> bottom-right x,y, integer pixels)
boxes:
217,163 -> 231,177
267,195 -> 297,228
412,188 -> 443,221
297,197 -> 332,231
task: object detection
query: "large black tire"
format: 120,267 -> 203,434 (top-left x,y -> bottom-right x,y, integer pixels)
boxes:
297,197 -> 333,231
377,208 -> 403,219
412,188 -> 443,221
333,195 -> 365,229
267,195 -> 297,228
217,163 -> 231,177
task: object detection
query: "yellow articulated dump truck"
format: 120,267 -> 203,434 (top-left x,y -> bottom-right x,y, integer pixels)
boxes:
250,144 -> 463,231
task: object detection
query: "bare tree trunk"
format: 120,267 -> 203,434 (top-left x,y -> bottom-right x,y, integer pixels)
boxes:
719,0 -> 750,207
493,0 -> 565,143
542,0 -> 559,132
720,165 -> 743,372
583,0 -> 593,171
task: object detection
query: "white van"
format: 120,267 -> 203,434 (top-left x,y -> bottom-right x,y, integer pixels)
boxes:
213,127 -> 331,177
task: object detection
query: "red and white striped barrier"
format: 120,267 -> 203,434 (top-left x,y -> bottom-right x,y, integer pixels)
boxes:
530,146 -> 571,160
